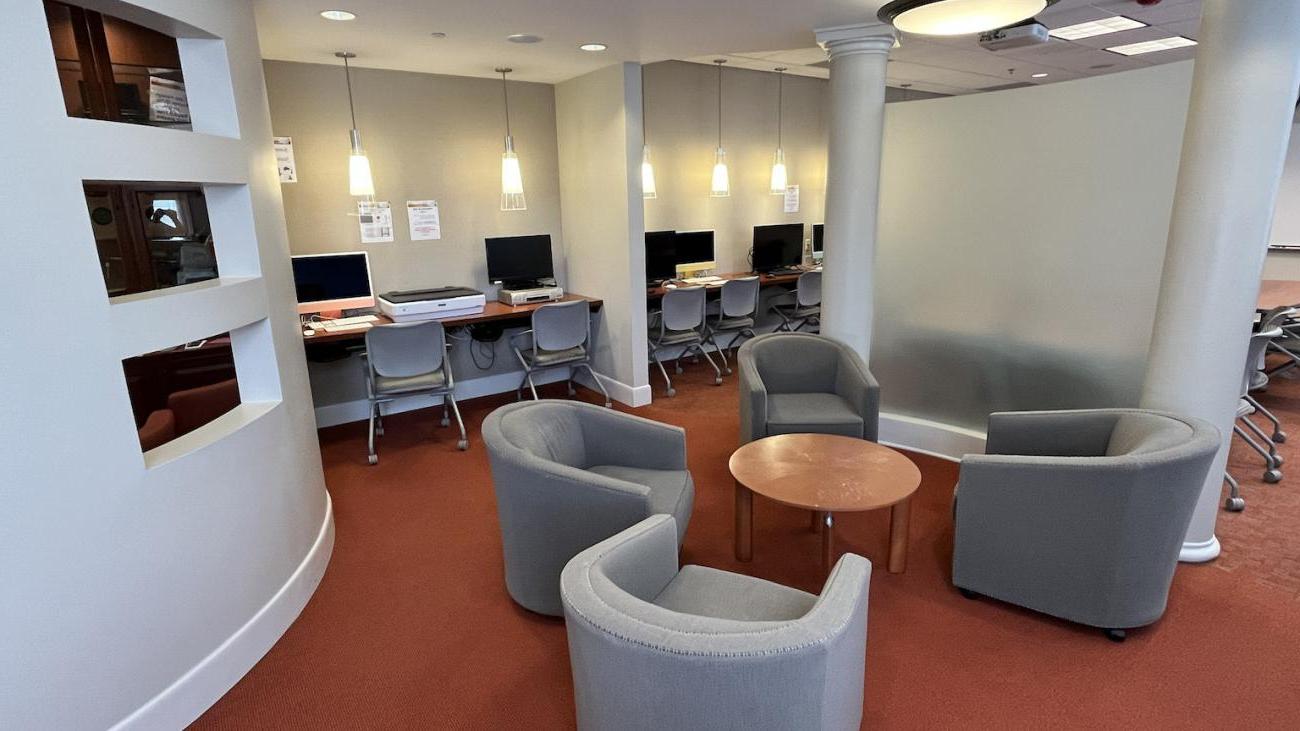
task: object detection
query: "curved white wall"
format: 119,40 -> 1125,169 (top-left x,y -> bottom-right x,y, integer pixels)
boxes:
0,1 -> 330,727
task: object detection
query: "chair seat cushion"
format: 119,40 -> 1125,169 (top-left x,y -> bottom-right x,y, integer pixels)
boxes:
652,565 -> 817,621
713,315 -> 755,331
523,345 -> 586,367
375,369 -> 447,395
766,392 -> 864,437
651,329 -> 702,346
587,464 -> 694,542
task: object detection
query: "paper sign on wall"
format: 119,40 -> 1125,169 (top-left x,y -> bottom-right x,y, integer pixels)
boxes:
783,185 -> 800,214
148,77 -> 190,124
273,136 -> 297,183
406,200 -> 442,241
358,201 -> 394,243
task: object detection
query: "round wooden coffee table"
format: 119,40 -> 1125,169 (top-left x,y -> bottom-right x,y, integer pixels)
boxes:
730,434 -> 922,574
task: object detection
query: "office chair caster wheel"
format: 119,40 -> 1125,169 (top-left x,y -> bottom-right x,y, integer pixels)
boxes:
1274,431 -> 1287,443
457,439 -> 469,451
1104,629 -> 1127,643
958,588 -> 979,600
1225,496 -> 1246,512
666,387 -> 677,397
713,376 -> 723,385
568,386 -> 577,397
1274,454 -> 1285,466
675,366 -> 683,375
367,454 -> 378,466
724,367 -> 733,375
1265,468 -> 1283,483
441,417 -> 450,428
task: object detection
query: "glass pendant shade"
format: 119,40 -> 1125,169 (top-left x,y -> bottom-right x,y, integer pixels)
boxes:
879,0 -> 1052,36
710,147 -> 730,197
348,129 -> 374,197
501,135 -> 526,211
770,148 -> 787,195
641,145 -> 657,199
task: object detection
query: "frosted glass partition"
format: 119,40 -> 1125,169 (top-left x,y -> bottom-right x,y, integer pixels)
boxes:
870,63 -> 1195,433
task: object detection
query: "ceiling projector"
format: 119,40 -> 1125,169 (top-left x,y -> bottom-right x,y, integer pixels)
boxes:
978,21 -> 1051,51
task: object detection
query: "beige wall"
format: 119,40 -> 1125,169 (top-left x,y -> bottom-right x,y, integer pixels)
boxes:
1264,121 -> 1300,280
642,61 -> 828,274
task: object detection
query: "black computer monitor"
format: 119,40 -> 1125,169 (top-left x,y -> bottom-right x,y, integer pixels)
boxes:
291,251 -> 375,315
752,224 -> 804,272
645,230 -> 678,281
485,234 -> 555,286
674,230 -> 715,273
813,224 -> 824,254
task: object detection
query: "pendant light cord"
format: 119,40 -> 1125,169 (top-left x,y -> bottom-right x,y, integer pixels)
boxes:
343,55 -> 358,129
716,61 -> 724,148
640,66 -> 647,146
501,70 -> 512,138
776,69 -> 784,149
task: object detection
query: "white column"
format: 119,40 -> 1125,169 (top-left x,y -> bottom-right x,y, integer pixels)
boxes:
1140,0 -> 1300,562
815,23 -> 895,361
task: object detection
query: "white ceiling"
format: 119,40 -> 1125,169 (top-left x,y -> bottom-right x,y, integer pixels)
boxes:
254,0 -> 1201,93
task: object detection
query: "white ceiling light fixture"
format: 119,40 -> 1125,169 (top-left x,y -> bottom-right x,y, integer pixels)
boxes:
1031,72 -> 1048,78
877,0 -> 1057,36
507,34 -> 543,44
769,67 -> 788,195
710,59 -> 730,198
336,51 -> 374,199
1106,36 -> 1197,56
641,67 -> 656,200
496,67 -> 526,211
319,9 -> 356,21
1048,16 -> 1146,41
579,43 -> 608,52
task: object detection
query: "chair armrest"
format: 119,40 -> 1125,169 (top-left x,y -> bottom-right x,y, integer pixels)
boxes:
566,515 -> 682,604
580,408 -> 688,471
834,350 -> 880,441
508,329 -> 535,351
983,410 -> 1120,457
737,349 -> 768,444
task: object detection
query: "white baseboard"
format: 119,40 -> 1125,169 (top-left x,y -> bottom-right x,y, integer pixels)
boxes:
572,368 -> 652,407
878,412 -> 987,462
1179,535 -> 1221,563
111,492 -> 335,730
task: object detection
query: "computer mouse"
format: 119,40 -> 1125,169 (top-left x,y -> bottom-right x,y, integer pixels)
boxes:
665,283 -> 678,289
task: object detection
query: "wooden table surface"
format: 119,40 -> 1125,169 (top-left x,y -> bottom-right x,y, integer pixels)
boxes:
302,293 -> 603,344
646,270 -> 807,299
1258,279 -> 1300,310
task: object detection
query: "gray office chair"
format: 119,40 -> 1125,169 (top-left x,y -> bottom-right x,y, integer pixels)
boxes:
770,270 -> 821,332
509,299 -> 611,408
738,333 -> 879,444
363,320 -> 467,464
482,400 -> 694,616
648,286 -> 722,397
1230,327 -> 1284,497
953,409 -> 1220,641
705,276 -> 760,375
561,515 -> 871,731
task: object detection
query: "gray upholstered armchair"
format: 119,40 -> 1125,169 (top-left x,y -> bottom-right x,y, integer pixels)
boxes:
953,409 -> 1220,641
482,401 -> 694,616
561,515 -> 871,730
737,333 -> 880,444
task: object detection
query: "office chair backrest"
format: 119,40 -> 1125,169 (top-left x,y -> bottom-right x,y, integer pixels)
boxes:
662,286 -> 706,332
366,321 -> 446,378
1258,306 -> 1297,331
720,276 -> 760,318
532,299 -> 589,352
797,271 -> 822,307
1242,326 -> 1282,395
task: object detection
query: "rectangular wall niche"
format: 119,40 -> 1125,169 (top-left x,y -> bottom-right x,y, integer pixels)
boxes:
44,0 -> 192,128
127,330 -> 241,453
85,181 -> 218,297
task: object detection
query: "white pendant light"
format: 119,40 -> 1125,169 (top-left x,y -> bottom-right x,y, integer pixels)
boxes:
770,67 -> 788,195
497,67 -> 527,211
710,59 -> 730,198
640,67 -> 657,200
878,0 -> 1056,37
337,52 -> 375,198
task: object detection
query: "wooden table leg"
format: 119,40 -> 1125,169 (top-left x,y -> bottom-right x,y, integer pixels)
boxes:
810,510 -> 821,532
821,512 -> 835,573
735,480 -> 753,561
888,498 -> 912,574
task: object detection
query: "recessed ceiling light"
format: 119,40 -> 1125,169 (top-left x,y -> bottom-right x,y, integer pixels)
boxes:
877,0 -> 1058,36
319,9 -> 356,21
1106,36 -> 1197,56
507,34 -> 543,44
430,32 -> 447,39
1031,72 -> 1048,78
1048,16 -> 1146,40
579,43 -> 608,52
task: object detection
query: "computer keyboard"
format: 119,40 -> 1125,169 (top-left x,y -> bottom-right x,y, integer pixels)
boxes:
764,267 -> 803,276
307,314 -> 379,330
320,321 -> 374,333
681,276 -> 724,285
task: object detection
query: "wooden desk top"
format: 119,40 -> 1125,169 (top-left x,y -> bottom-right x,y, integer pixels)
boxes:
1258,280 -> 1300,310
646,270 -> 806,299
302,293 -> 603,344
729,434 -> 921,513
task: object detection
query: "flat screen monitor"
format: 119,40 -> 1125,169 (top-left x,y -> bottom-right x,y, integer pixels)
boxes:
812,223 -> 824,262
485,234 -> 555,285
645,230 -> 678,282
291,251 -> 375,315
674,230 -> 715,274
752,224 -> 804,272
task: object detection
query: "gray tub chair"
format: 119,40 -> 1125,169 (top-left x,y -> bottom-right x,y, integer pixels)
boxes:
561,515 -> 871,731
953,409 -> 1220,642
738,332 -> 880,444
482,401 -> 694,616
